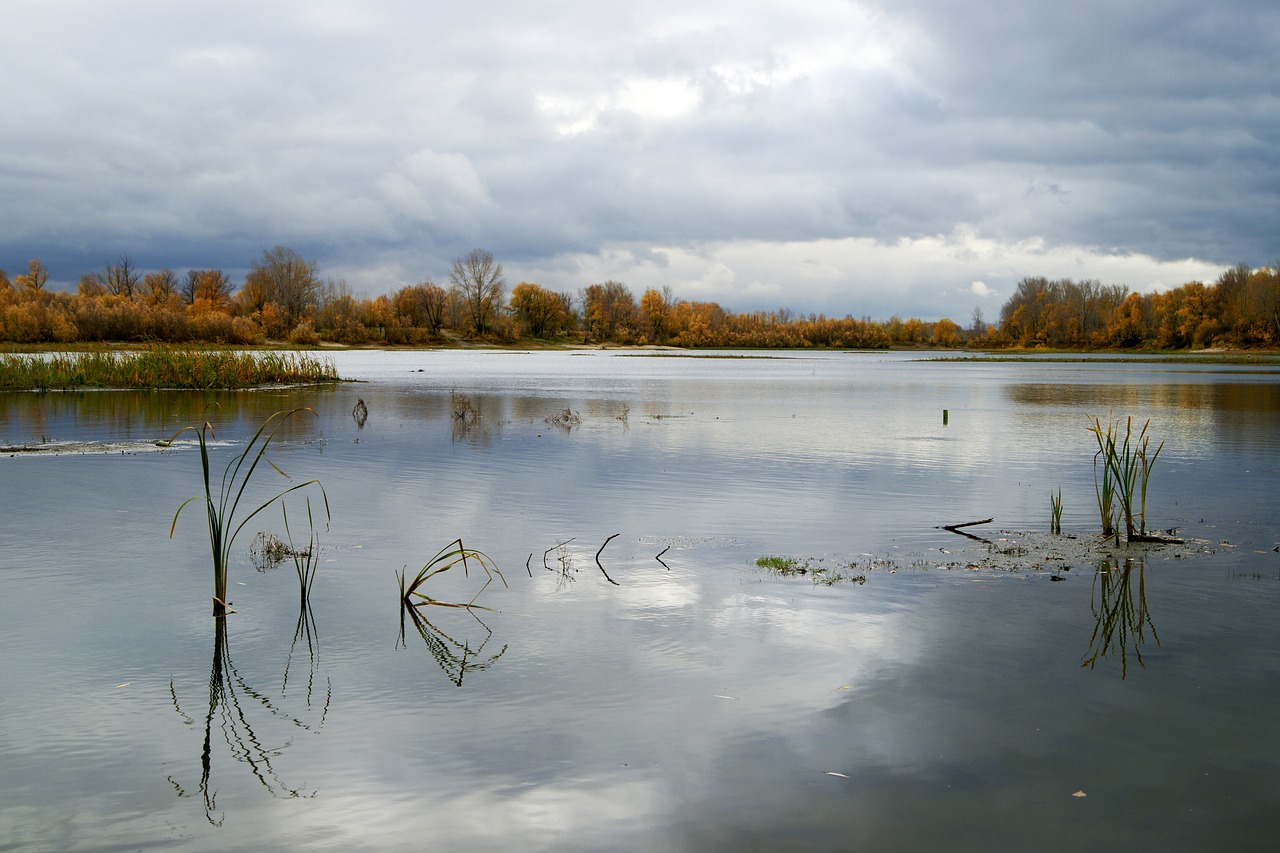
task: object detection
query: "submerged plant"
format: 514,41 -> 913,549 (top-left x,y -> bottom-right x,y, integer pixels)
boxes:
1050,488 -> 1064,535
399,538 -> 507,609
168,408 -> 329,615
1086,414 -> 1164,540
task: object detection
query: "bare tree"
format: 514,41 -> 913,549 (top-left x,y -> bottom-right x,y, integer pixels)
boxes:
449,248 -> 506,335
104,256 -> 141,298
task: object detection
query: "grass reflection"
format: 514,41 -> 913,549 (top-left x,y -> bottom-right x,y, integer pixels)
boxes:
168,608 -> 331,825
1082,557 -> 1160,678
398,603 -> 509,687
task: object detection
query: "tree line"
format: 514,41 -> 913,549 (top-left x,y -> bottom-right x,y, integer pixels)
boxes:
2,247 -> 1276,349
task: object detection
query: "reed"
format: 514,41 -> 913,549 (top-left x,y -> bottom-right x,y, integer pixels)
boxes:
1086,414 -> 1164,540
168,408 -> 330,615
282,498 -> 322,606
1050,488 -> 1064,535
399,538 -> 507,609
0,347 -> 340,390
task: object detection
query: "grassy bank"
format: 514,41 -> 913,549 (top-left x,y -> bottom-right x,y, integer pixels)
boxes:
0,348 -> 342,390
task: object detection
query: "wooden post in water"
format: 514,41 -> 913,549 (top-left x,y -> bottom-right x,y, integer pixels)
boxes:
943,409 -> 949,425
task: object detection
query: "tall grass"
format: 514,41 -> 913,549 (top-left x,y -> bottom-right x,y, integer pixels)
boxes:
169,408 -> 329,615
1087,414 -> 1164,540
0,347 -> 340,390
1050,488 -> 1064,535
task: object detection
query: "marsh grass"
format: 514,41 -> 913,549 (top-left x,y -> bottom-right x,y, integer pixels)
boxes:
399,538 -> 507,609
1050,489 -> 1064,535
282,499 -> 322,605
1087,414 -> 1164,540
0,348 -> 340,390
168,407 -> 330,615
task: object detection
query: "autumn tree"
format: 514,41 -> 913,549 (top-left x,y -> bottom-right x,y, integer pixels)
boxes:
184,269 -> 235,310
582,281 -> 637,341
143,269 -> 179,305
242,245 -> 320,329
639,286 -> 677,342
15,259 -> 49,292
508,282 -> 568,338
449,249 -> 506,335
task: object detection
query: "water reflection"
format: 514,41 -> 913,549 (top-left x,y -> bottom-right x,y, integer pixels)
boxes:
168,609 -> 331,824
1081,557 -> 1160,678
397,603 -> 509,687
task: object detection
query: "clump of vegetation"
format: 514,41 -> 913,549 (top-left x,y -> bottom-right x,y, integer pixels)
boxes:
1050,488 -> 1064,535
0,348 -> 340,391
400,538 -> 506,609
545,408 -> 582,429
450,390 -> 478,423
168,408 -> 329,615
755,555 -> 868,586
1087,414 -> 1164,541
756,555 -> 802,573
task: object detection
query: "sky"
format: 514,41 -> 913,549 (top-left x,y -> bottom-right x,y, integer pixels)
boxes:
2,0 -> 1276,321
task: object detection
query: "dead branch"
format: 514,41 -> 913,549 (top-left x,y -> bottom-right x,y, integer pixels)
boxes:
595,534 -> 621,585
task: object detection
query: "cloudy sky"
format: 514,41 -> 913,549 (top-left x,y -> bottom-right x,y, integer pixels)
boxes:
2,0 -> 1275,320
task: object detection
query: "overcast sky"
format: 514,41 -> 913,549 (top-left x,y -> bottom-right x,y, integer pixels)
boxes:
2,0 -> 1275,320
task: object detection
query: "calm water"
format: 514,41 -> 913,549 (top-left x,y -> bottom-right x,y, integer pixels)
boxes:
1,350 -> 1278,852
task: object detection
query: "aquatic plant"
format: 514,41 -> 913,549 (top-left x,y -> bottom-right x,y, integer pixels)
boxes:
0,347 -> 340,391
756,555 -> 801,573
282,498 -> 322,606
168,408 -> 329,615
1050,488 -> 1064,535
1087,414 -> 1164,540
450,389 -> 478,423
399,538 -> 506,609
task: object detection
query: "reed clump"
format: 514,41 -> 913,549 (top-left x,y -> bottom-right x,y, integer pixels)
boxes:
1050,488 -> 1064,535
0,347 -> 340,390
400,538 -> 506,609
168,407 -> 329,615
1086,414 -> 1164,541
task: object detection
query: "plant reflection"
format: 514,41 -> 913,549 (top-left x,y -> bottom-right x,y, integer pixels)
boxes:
1081,557 -> 1160,678
168,607 -> 331,825
398,603 -> 509,687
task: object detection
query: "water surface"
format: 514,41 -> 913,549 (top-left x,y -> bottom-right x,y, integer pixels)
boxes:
1,350 -> 1277,851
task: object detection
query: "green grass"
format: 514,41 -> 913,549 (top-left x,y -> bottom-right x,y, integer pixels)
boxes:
1050,488 -> 1064,535
168,407 -> 329,615
0,347 -> 341,390
756,555 -> 802,573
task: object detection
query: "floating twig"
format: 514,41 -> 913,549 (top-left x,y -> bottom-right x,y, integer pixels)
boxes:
595,534 -> 621,585
655,544 -> 671,570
